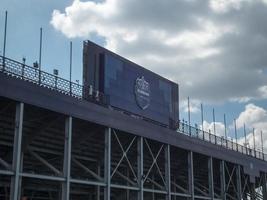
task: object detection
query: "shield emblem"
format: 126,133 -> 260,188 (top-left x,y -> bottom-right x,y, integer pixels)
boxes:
135,76 -> 151,110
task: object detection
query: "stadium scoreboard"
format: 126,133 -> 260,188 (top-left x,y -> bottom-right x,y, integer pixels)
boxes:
83,40 -> 179,129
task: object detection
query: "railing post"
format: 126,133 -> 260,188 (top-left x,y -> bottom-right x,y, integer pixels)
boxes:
38,68 -> 41,85
70,82 -> 72,96
2,57 -> 5,71
21,59 -> 25,78
55,76 -> 58,89
182,119 -> 184,133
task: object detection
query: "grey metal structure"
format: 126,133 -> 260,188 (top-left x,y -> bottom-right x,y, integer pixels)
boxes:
0,55 -> 267,200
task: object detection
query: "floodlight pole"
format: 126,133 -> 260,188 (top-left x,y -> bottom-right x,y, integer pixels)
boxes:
261,131 -> 264,159
187,96 -> 191,136
38,27 -> 43,84
234,119 -> 238,148
224,114 -> 228,148
253,128 -> 256,155
201,103 -> 204,134
69,41 -> 73,94
39,27 -> 42,70
212,108 -> 216,135
223,114 -> 227,139
244,124 -> 247,154
2,11 -> 8,69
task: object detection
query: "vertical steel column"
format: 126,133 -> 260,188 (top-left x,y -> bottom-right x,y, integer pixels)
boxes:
220,160 -> 226,200
104,127 -> 111,200
174,179 -> 177,200
61,116 -> 72,200
261,172 -> 267,199
17,153 -> 24,199
236,165 -> 242,200
262,172 -> 267,200
138,137 -> 144,200
208,157 -> 214,200
97,165 -> 101,200
165,144 -> 171,200
188,151 -> 194,200
10,102 -> 24,200
126,169 -> 130,200
152,175 -> 155,200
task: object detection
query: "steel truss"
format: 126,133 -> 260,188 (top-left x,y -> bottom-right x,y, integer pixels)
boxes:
0,99 -> 266,200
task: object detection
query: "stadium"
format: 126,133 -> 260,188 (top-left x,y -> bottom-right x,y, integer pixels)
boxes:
0,40 -> 267,200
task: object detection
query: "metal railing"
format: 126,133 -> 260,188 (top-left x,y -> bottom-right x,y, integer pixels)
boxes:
177,121 -> 267,161
0,55 -> 266,162
0,56 -> 107,105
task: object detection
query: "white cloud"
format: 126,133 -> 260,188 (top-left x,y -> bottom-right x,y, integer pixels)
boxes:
50,0 -> 267,103
201,120 -> 226,137
180,99 -> 201,113
209,0 -> 267,13
209,0 -> 250,13
229,96 -> 252,103
236,104 -> 267,129
258,85 -> 267,99
236,104 -> 267,151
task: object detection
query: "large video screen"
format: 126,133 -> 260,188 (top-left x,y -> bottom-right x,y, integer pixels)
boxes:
103,53 -> 178,126
83,41 -> 178,127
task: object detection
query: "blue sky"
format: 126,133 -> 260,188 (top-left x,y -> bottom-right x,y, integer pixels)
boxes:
1,0 -> 267,149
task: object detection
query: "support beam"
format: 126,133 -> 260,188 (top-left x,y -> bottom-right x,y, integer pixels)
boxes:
188,151 -> 194,200
22,116 -> 60,152
138,137 -> 144,200
147,177 -> 165,190
165,144 -> 171,200
208,157 -> 214,200
116,170 -> 136,186
220,160 -> 226,200
10,102 -> 24,200
236,165 -> 242,200
0,157 -> 11,170
104,127 -> 111,200
61,116 -> 72,200
28,149 -> 61,176
171,181 -> 188,194
72,158 -> 103,182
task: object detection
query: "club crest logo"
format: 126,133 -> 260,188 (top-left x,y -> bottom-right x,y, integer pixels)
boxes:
135,76 -> 150,110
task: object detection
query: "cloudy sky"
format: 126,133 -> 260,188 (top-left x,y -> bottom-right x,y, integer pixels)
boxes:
1,0 -> 267,152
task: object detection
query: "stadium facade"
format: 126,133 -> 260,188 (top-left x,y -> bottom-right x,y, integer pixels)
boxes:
0,41 -> 266,200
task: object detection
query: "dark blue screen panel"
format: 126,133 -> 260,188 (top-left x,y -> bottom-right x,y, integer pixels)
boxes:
104,54 -> 174,125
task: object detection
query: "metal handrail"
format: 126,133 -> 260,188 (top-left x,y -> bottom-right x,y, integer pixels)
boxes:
0,55 -> 107,105
0,55 -> 266,162
177,121 -> 267,161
